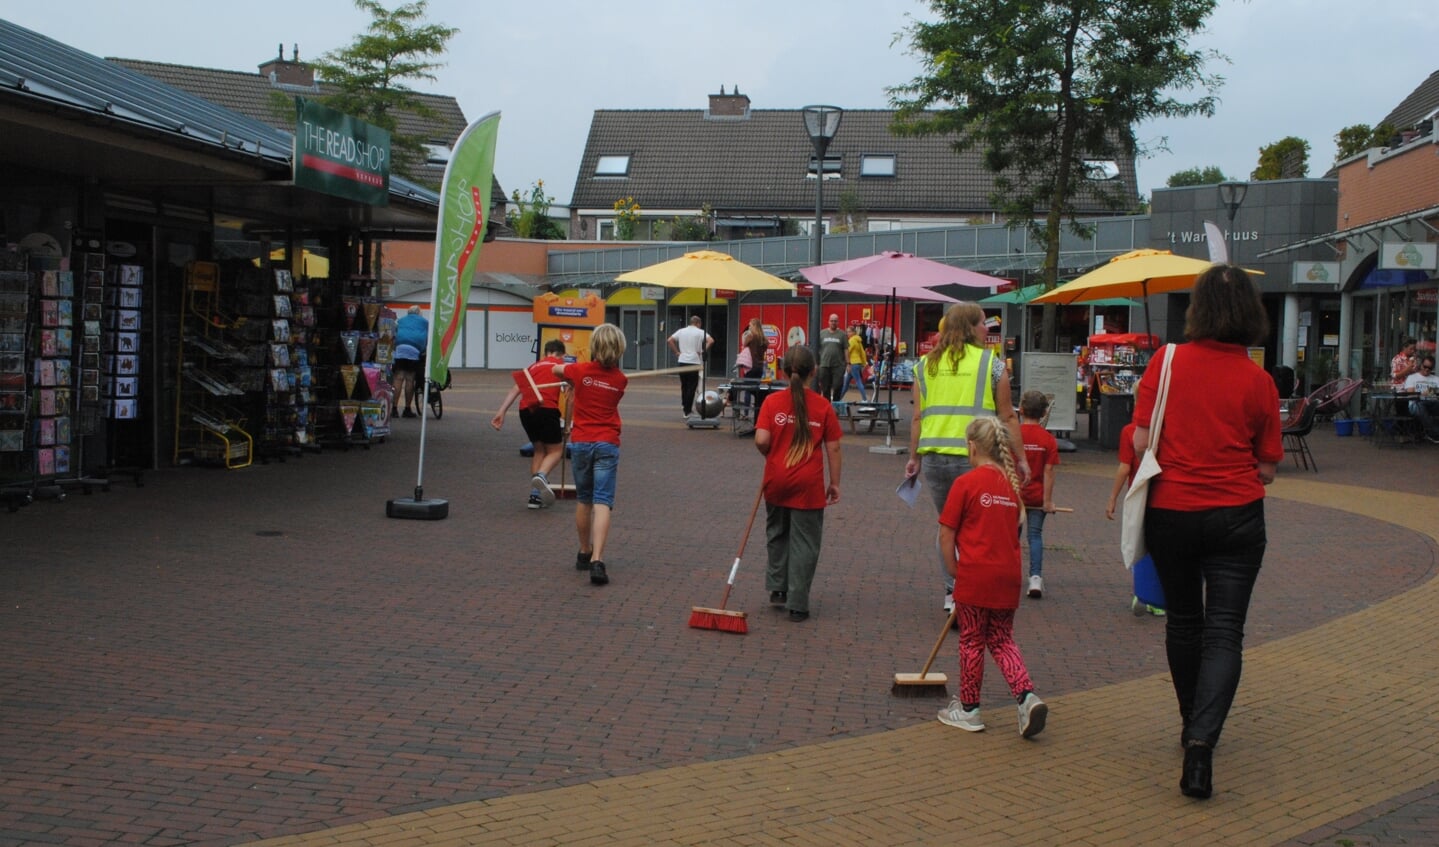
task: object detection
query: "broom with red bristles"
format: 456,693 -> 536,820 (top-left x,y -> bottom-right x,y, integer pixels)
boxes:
688,485 -> 764,634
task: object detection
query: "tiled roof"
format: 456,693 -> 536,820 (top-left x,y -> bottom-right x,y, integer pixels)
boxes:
109,57 -> 492,194
569,108 -> 1138,216
1381,69 -> 1439,130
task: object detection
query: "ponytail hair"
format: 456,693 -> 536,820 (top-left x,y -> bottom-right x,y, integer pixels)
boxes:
780,345 -> 817,467
966,416 -> 1026,530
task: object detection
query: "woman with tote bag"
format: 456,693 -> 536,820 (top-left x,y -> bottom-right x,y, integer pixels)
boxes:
1130,264 -> 1283,801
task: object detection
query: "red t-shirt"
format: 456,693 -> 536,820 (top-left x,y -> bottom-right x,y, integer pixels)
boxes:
559,360 -> 627,446
524,355 -> 564,411
1019,422 -> 1059,507
1132,340 -> 1282,511
756,386 -> 841,510
1117,421 -> 1138,486
938,464 -> 1022,609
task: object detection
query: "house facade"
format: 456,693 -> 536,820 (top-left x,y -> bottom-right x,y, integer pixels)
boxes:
568,88 -> 1141,243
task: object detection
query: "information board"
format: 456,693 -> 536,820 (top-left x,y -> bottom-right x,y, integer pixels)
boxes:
1020,352 -> 1078,433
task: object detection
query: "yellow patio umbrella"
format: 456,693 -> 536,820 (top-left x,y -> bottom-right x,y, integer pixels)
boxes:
1030,249 -> 1262,338
615,251 -> 793,426
613,250 -> 794,292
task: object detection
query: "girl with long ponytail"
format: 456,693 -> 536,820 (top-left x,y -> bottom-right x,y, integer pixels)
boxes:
753,345 -> 843,622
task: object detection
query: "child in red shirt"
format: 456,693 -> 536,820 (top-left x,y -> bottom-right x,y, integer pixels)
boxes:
936,416 -> 1047,738
754,345 -> 842,622
1017,391 -> 1060,599
1105,421 -> 1165,617
491,339 -> 568,509
554,324 -> 628,586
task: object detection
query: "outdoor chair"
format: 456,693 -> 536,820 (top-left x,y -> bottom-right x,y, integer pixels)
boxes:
1282,398 -> 1318,472
1308,377 -> 1360,422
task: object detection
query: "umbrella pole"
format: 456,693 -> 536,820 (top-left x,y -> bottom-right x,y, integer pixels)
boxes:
870,288 -> 905,455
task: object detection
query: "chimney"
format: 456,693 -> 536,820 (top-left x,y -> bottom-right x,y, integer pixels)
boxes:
706,85 -> 751,119
258,42 -> 315,89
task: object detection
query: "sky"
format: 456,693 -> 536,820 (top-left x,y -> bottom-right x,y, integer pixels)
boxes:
5,1 -> 1437,208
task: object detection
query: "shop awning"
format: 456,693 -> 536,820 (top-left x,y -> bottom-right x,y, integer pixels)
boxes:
1256,203 -> 1439,258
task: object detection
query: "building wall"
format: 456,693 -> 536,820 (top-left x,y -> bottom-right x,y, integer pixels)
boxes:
1336,141 -> 1439,228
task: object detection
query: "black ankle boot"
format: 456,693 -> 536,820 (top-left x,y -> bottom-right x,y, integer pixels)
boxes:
1180,742 -> 1213,799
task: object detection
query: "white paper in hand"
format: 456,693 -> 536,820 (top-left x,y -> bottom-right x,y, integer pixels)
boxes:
895,474 -> 921,508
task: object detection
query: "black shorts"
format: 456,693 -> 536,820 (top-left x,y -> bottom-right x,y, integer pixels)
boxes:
520,406 -> 563,445
393,357 -> 423,375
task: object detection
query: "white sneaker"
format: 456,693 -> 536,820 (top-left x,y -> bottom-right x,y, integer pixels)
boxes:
1018,692 -> 1048,739
532,473 -> 556,507
937,699 -> 985,732
942,594 -> 955,613
1027,575 -> 1043,599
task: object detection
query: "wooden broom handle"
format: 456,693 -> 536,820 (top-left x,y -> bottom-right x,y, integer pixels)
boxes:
917,607 -> 959,680
715,484 -> 765,611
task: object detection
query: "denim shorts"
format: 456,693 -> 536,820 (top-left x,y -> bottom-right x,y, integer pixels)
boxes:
570,441 -> 620,507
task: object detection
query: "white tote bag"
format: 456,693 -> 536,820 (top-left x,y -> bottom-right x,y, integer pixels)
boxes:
1121,344 -> 1175,569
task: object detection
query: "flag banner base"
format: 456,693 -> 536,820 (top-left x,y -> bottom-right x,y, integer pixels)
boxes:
387,496 -> 449,520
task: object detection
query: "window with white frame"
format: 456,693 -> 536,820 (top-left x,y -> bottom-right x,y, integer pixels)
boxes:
860,154 -> 896,177
595,155 -> 631,177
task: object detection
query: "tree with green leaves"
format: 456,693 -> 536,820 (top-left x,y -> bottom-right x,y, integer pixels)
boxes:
890,0 -> 1224,349
310,0 -> 458,180
1252,136 -> 1310,180
1166,165 -> 1228,187
1333,123 -> 1395,164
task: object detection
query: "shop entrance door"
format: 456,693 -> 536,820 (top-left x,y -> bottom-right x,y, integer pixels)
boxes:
620,308 -> 658,370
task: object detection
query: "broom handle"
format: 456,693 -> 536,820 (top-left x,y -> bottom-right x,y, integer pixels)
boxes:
917,607 -> 959,680
716,484 -> 765,611
530,364 -> 702,391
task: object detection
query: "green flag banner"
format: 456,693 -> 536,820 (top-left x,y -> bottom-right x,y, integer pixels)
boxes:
427,112 -> 500,386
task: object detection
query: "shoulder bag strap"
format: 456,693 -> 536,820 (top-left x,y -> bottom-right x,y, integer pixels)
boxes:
1147,344 -> 1176,457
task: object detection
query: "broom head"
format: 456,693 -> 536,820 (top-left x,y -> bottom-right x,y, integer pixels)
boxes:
688,606 -> 748,634
891,671 -> 949,697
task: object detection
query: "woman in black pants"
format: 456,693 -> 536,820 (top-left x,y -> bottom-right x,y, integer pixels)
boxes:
1131,265 -> 1284,800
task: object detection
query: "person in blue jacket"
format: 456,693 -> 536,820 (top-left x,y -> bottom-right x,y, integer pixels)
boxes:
393,306 -> 429,417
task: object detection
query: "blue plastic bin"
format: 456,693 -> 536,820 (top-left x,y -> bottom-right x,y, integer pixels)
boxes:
1132,554 -> 1166,608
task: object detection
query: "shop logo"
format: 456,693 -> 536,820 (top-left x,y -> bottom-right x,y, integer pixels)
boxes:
1395,244 -> 1423,267
1304,263 -> 1331,282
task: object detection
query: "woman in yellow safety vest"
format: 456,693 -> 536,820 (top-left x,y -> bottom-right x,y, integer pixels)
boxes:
905,302 -> 1028,616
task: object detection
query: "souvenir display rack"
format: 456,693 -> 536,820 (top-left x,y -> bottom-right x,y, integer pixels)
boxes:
0,264 -> 32,508
229,265 -> 316,461
314,275 -> 392,449
174,260 -> 253,469
65,248 -> 112,492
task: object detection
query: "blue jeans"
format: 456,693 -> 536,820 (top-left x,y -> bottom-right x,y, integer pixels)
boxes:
921,453 -> 971,592
1146,499 -> 1266,748
1024,508 -> 1046,577
570,441 -> 620,508
840,363 -> 867,400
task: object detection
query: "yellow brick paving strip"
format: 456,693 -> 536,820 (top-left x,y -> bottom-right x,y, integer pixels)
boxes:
249,475 -> 1438,847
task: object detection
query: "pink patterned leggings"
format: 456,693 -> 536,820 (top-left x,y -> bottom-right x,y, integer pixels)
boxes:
956,603 -> 1034,706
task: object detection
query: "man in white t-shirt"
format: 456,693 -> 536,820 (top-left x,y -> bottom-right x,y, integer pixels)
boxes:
667,315 -> 713,417
1402,355 -> 1439,442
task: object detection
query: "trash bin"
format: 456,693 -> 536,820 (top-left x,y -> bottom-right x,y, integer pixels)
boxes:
1099,392 -> 1135,450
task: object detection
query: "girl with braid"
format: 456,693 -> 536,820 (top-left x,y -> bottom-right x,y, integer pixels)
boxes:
754,345 -> 842,622
935,416 -> 1048,738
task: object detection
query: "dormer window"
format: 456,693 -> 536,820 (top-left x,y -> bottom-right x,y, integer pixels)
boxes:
1083,159 -> 1120,181
860,154 -> 896,178
595,155 -> 631,177
806,154 -> 842,180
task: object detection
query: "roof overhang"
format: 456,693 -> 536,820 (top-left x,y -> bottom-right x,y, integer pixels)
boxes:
1257,203 -> 1439,258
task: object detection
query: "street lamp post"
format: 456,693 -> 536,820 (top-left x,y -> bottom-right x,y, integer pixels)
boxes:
1218,181 -> 1248,265
802,105 -> 842,349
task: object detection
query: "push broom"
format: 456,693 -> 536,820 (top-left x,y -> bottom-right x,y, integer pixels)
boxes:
892,606 -> 957,697
688,484 -> 763,634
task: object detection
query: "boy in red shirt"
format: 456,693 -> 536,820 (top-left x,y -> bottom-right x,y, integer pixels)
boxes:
492,339 -> 568,509
1017,391 -> 1059,599
554,324 -> 628,586
935,416 -> 1047,739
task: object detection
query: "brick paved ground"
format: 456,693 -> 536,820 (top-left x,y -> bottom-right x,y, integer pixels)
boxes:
1,370 -> 1435,846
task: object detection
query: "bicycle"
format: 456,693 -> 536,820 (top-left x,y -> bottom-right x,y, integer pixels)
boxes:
423,371 -> 451,419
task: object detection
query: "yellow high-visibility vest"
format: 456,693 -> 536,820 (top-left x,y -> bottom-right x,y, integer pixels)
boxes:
914,346 -> 995,455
